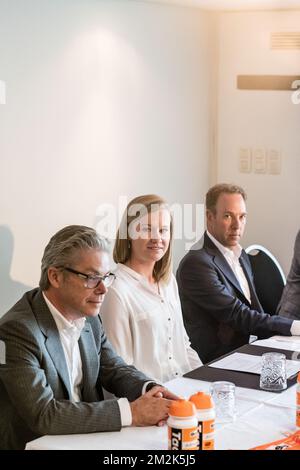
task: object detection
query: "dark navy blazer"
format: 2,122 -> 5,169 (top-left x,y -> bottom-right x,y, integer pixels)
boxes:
177,233 -> 293,364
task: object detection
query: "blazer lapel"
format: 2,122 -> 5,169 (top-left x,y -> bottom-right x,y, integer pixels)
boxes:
213,251 -> 247,297
33,291 -> 72,399
204,233 -> 250,303
239,253 -> 263,312
45,335 -> 73,399
79,321 -> 99,402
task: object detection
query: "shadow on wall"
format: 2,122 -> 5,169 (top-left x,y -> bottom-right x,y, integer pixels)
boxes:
0,225 -> 32,318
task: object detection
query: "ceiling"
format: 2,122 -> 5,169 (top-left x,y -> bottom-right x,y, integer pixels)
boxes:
135,0 -> 300,11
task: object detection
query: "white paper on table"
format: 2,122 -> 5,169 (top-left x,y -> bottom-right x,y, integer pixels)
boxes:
208,352 -> 300,378
254,337 -> 300,352
271,335 -> 300,343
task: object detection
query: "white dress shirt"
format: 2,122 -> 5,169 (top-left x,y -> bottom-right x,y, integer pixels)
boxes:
42,292 -> 132,426
100,264 -> 202,384
207,231 -> 251,303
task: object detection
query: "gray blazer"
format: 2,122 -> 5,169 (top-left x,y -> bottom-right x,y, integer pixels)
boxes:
277,230 -> 300,319
176,233 -> 293,364
0,289 -> 151,450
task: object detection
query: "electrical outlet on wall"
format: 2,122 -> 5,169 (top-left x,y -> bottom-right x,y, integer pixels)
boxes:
0,80 -> 6,104
253,148 -> 266,173
268,149 -> 281,174
239,147 -> 252,173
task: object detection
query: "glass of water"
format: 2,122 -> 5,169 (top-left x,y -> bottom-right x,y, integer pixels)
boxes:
259,352 -> 287,392
209,381 -> 236,423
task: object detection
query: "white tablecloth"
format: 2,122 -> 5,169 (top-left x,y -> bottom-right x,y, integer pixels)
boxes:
25,337 -> 300,450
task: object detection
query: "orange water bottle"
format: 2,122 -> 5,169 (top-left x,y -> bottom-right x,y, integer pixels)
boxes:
296,372 -> 300,428
190,392 -> 215,450
167,399 -> 199,450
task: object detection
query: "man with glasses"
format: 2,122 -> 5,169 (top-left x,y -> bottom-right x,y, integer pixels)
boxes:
0,225 -> 177,450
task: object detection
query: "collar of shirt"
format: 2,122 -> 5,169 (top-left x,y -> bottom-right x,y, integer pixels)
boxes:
206,230 -> 251,303
42,292 -> 86,342
117,263 -> 164,294
206,230 -> 242,262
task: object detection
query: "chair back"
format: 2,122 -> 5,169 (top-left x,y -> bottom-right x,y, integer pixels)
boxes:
245,244 -> 286,315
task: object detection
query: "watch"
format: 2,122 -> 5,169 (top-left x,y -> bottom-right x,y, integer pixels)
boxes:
145,381 -> 160,392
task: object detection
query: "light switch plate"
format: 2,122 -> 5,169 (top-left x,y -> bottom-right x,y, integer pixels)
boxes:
239,147 -> 252,173
268,149 -> 281,175
253,148 -> 266,173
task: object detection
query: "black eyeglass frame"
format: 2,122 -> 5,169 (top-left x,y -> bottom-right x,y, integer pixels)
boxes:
62,267 -> 116,289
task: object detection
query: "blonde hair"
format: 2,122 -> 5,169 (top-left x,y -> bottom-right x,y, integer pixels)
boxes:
113,194 -> 173,283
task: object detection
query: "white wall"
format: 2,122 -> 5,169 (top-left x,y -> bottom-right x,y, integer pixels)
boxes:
217,10 -> 300,273
0,0 -> 216,314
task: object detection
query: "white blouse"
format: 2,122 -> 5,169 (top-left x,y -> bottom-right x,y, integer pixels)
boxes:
100,264 -> 202,383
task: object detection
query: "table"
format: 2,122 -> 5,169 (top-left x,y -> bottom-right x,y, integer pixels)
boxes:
25,336 -> 300,450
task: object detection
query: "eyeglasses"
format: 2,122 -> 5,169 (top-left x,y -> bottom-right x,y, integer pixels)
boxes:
62,267 -> 116,289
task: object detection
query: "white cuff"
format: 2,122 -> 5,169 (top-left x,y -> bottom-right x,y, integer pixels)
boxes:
290,321 -> 300,336
117,398 -> 132,427
142,381 -> 156,395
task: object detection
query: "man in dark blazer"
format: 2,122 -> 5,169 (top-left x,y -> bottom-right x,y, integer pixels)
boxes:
177,184 -> 300,364
0,225 -> 177,450
277,229 -> 300,319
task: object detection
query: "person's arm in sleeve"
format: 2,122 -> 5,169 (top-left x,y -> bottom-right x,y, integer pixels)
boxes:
184,328 -> 203,369
178,253 -> 293,338
100,287 -> 134,365
0,321 -> 123,436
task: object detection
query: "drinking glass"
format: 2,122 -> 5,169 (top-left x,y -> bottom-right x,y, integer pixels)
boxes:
209,381 -> 236,423
259,352 -> 287,391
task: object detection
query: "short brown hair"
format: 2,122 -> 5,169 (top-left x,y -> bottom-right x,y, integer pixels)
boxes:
206,183 -> 247,213
113,194 -> 173,283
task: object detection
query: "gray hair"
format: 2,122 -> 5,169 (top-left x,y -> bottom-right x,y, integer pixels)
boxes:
39,225 -> 109,290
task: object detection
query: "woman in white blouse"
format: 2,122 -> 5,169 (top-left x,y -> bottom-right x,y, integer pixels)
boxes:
100,194 -> 202,383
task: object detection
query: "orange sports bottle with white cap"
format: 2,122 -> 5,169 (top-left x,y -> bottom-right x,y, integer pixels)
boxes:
167,399 -> 199,450
189,392 -> 215,450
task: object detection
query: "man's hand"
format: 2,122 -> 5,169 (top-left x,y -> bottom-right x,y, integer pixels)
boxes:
130,386 -> 179,427
151,385 -> 180,400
